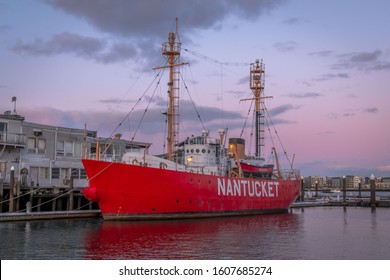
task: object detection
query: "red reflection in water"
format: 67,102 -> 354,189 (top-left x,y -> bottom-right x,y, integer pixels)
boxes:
84,214 -> 301,259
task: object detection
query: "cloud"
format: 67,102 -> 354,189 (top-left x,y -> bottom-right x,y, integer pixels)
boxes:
13,0 -> 286,68
332,49 -> 390,72
288,92 -> 322,99
282,17 -> 301,25
328,107 -> 379,119
324,164 -> 390,177
11,32 -> 138,64
314,73 -> 349,81
310,49 -> 390,73
273,41 -> 299,52
363,107 -> 379,114
19,100 -> 243,138
43,0 -> 286,39
348,50 -> 382,63
0,24 -> 10,32
308,50 -> 333,57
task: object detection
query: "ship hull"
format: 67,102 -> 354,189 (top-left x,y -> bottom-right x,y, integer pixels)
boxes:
82,159 -> 300,220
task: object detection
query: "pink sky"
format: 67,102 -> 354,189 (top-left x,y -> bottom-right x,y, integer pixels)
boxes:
1,0 -> 389,177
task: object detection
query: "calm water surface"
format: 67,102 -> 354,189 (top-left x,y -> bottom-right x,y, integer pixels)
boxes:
1,207 -> 389,259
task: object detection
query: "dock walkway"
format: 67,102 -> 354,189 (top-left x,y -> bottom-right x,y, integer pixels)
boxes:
0,210 -> 101,222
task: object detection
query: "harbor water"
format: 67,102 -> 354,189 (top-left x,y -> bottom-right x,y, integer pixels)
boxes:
1,206 -> 390,260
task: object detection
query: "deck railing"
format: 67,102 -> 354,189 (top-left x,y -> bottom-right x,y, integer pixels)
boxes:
0,132 -> 26,146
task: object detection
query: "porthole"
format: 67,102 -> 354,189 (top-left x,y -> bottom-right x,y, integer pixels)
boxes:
202,149 -> 206,153
196,149 -> 200,153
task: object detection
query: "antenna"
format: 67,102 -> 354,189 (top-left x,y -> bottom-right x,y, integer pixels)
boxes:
11,96 -> 17,115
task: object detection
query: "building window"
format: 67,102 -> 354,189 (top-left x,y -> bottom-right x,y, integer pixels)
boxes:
0,162 -> 5,177
71,168 -> 79,179
57,141 -> 82,157
30,166 -> 49,181
52,167 -> 60,179
28,137 -> 46,154
74,143 -> 82,157
0,122 -> 7,141
80,169 -> 87,179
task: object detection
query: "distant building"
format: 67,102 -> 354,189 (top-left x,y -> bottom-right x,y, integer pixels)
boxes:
382,177 -> 390,188
0,111 -> 149,191
345,175 -> 363,189
331,177 -> 342,189
304,176 -> 325,188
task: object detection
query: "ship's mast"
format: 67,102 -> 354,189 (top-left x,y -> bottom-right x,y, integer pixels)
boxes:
249,59 -> 267,158
155,19 -> 187,161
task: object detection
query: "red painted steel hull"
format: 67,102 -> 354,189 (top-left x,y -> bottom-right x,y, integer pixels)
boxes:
82,159 -> 300,220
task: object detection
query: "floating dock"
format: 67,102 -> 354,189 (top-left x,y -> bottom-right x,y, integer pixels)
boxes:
0,209 -> 101,222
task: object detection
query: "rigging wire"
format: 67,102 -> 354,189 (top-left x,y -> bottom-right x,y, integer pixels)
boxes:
130,68 -> 166,142
96,72 -> 144,135
108,67 -> 166,139
239,98 -> 254,138
183,48 -> 250,68
178,71 -> 207,132
183,48 -> 251,131
264,106 -> 293,167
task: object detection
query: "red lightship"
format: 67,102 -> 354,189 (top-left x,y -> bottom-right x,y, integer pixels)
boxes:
82,21 -> 300,220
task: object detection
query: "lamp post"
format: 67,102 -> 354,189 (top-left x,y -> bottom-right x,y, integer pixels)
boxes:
358,179 -> 362,198
315,180 -> 318,197
370,174 -> 376,208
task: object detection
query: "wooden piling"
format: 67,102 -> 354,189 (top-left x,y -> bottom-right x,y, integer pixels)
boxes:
9,167 -> 15,212
342,177 -> 346,204
0,176 -> 3,213
370,176 -> 376,208
68,178 -> 74,211
36,197 -> 41,211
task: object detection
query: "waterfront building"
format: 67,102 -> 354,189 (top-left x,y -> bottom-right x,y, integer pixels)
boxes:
0,111 -> 149,207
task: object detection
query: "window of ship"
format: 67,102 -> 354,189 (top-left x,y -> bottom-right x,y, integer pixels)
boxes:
196,149 -> 200,153
191,149 -> 194,153
202,149 -> 206,153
